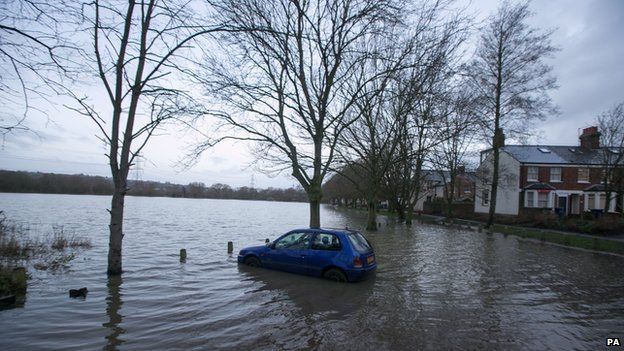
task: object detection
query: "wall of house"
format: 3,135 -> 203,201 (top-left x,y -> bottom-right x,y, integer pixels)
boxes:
454,174 -> 475,201
517,164 -> 621,213
518,164 -> 604,190
414,183 -> 444,211
475,151 -> 520,215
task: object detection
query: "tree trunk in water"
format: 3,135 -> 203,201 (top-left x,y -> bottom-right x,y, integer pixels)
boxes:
108,188 -> 125,275
308,183 -> 322,228
405,203 -> 414,225
309,200 -> 320,228
487,146 -> 500,228
446,197 -> 453,219
446,180 -> 455,219
366,199 -> 377,231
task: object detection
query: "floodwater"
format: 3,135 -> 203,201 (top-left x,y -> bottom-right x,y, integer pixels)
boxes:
0,193 -> 623,351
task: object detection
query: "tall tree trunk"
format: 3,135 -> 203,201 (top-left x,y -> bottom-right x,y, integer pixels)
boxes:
397,208 -> 405,221
605,190 -> 612,213
405,203 -> 415,225
487,32 -> 505,229
108,186 -> 125,275
366,197 -> 377,231
446,171 -> 456,218
309,200 -> 320,228
308,183 -> 322,228
487,145 -> 500,228
446,197 -> 453,218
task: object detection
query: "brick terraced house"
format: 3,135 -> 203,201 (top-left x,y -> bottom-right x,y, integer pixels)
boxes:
475,127 -> 624,216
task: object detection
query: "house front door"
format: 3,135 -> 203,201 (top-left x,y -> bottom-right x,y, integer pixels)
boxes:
570,194 -> 580,215
558,196 -> 568,215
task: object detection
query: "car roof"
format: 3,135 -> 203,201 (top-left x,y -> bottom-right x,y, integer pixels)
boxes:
288,227 -> 359,236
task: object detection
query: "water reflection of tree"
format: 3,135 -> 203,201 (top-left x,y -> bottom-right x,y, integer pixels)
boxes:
103,275 -> 125,351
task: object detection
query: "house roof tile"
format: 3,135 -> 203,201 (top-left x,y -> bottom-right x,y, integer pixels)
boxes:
501,145 -> 622,165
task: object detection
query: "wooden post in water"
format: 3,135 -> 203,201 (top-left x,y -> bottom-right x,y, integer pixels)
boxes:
179,249 -> 187,262
227,241 -> 233,253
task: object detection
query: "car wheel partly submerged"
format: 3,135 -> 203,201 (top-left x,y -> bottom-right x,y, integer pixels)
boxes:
323,268 -> 347,282
244,256 -> 261,267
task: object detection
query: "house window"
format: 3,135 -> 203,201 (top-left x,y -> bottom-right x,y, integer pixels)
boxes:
537,192 -> 549,207
482,189 -> 489,205
587,193 -> 596,210
550,167 -> 562,182
527,166 -> 538,181
526,191 -> 535,207
599,194 -> 606,210
577,168 -> 589,183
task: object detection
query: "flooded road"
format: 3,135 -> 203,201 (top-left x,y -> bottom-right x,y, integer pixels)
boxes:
0,193 -> 623,350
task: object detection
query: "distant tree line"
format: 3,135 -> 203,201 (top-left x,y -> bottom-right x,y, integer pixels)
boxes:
0,170 -> 307,202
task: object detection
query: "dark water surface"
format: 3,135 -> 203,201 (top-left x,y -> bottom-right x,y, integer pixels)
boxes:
0,193 -> 622,350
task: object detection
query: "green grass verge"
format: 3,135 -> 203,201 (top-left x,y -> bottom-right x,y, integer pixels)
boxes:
492,224 -> 624,255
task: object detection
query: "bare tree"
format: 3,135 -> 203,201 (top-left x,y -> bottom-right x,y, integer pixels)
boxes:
193,0 -> 400,228
465,1 -> 558,227
64,0 -> 231,275
333,40 -> 406,230
334,0 -> 468,229
597,102 -> 624,213
390,12 -> 468,225
0,0 -> 70,136
430,86 -> 479,217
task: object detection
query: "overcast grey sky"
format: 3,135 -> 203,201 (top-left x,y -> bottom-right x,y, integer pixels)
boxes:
1,0 -> 623,188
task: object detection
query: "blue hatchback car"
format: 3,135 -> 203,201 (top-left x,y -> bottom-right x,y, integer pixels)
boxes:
237,228 -> 376,282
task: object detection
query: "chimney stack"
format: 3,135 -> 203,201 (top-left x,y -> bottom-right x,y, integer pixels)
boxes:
579,126 -> 601,149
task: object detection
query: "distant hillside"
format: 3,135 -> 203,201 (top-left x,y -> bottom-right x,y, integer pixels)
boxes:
0,170 -> 308,202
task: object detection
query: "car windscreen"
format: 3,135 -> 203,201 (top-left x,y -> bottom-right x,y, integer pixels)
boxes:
347,232 -> 372,253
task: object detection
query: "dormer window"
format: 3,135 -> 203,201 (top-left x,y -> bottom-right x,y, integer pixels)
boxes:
527,166 -> 538,182
550,167 -> 562,182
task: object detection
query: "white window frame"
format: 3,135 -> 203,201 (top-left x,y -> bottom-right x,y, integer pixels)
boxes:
482,189 -> 489,206
599,193 -> 606,210
585,193 -> 597,210
527,166 -> 539,182
525,190 -> 535,207
577,168 -> 589,183
537,192 -> 550,208
550,167 -> 562,182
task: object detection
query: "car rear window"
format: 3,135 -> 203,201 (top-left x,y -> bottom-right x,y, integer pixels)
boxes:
347,232 -> 372,253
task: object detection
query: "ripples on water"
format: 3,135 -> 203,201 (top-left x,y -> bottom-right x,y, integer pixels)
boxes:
0,193 -> 623,350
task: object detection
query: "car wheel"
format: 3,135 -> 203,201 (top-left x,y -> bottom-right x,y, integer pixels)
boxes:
323,268 -> 347,282
244,256 -> 261,267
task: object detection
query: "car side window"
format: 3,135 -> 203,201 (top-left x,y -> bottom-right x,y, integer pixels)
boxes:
274,232 -> 311,250
311,233 -> 341,251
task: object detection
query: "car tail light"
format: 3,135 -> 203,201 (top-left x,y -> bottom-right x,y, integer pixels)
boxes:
353,256 -> 363,268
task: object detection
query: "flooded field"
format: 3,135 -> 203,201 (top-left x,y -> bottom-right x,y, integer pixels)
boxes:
0,193 -> 623,350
